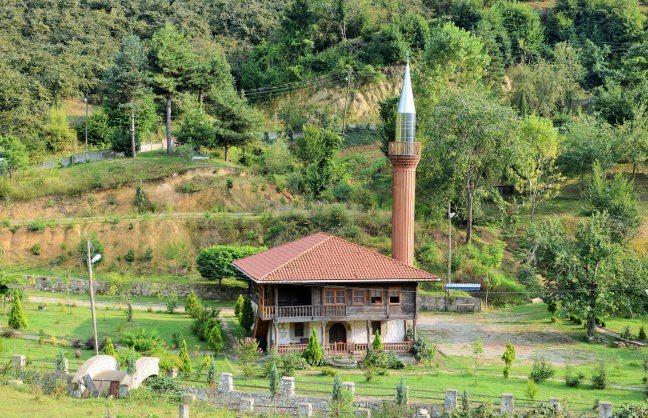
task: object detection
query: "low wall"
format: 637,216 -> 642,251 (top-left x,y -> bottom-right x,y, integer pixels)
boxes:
417,295 -> 481,313
25,275 -> 242,301
39,143 -> 165,169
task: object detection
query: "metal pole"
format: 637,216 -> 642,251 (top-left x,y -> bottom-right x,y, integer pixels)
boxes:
448,202 -> 452,284
86,241 -> 99,355
84,96 -> 89,163
341,67 -> 353,134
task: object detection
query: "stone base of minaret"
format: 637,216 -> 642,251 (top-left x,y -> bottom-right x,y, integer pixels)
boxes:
388,141 -> 421,266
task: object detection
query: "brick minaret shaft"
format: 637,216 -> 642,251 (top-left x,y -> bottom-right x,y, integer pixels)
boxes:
389,145 -> 421,266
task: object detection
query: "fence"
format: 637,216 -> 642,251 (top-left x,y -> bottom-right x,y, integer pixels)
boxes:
39,142 -> 165,169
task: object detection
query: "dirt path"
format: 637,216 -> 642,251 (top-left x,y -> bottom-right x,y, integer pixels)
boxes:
418,308 -> 593,364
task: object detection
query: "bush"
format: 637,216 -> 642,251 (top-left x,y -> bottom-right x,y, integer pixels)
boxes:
239,296 -> 254,335
145,376 -> 181,396
120,328 -> 161,353
124,249 -> 135,263
529,359 -> 555,383
134,185 -> 155,214
412,335 -> 435,363
206,322 -> 224,354
164,293 -> 179,314
178,339 -> 192,373
565,365 -> 585,387
184,291 -> 202,317
191,307 -> 220,340
30,243 -> 42,256
76,237 -> 103,265
196,245 -> 266,285
76,109 -> 113,147
27,219 -> 46,232
621,326 -> 632,340
320,366 -> 338,377
8,292 -> 28,329
236,337 -> 261,377
591,362 -> 607,389
234,294 -> 244,318
525,378 -> 538,400
330,375 -> 354,417
639,326 -> 646,341
302,329 -> 324,366
103,336 -> 117,357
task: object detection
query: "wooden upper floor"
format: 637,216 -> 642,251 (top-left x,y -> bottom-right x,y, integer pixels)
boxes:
251,282 -> 417,323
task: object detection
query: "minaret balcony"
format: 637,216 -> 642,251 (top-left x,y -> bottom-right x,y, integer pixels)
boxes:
388,141 -> 421,157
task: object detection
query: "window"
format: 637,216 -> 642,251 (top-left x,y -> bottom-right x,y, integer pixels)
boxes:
324,288 -> 346,305
352,289 -> 365,305
370,289 -> 383,305
389,288 -> 401,305
294,323 -> 304,338
371,321 -> 381,335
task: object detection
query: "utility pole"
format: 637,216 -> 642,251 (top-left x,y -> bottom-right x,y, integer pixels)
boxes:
448,202 -> 453,284
84,95 -> 89,163
341,67 -> 353,134
86,241 -> 99,355
130,100 -> 136,158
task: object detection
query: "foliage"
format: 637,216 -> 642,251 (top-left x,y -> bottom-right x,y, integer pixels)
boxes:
8,292 -> 28,329
234,294 -> 244,319
411,335 -> 435,364
184,291 -> 202,318
330,374 -> 354,417
164,293 -> 179,314
120,328 -> 161,354
525,378 -> 538,400
55,351 -> 67,373
565,365 -> 585,387
302,329 -> 324,366
134,185 -> 155,214
268,362 -> 280,397
291,124 -> 344,197
103,336 -> 117,357
591,362 -> 608,389
471,338 -> 484,383
76,109 -> 113,148
236,337 -> 261,377
206,356 -> 217,387
0,135 -> 29,179
377,97 -> 398,157
371,331 -> 384,352
145,376 -> 182,397
501,342 -> 515,379
395,377 -> 408,407
639,326 -> 646,341
239,296 -> 255,335
178,339 -> 192,373
191,307 -> 220,341
42,107 -> 77,154
206,322 -> 224,354
124,348 -> 138,375
176,107 -> 216,150
529,359 -> 556,383
196,245 -> 266,285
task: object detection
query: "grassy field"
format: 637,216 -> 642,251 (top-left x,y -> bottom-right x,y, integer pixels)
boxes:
3,150 -> 228,201
0,384 -> 234,418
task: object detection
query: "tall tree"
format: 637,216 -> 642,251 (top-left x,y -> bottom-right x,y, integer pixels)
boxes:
187,38 -> 234,109
104,35 -> 149,158
292,124 -> 344,197
149,23 -> 195,154
0,135 -> 29,179
209,90 -> 260,162
419,88 -> 519,242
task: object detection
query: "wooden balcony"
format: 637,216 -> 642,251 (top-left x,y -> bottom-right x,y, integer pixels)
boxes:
259,304 -> 347,321
277,341 -> 413,356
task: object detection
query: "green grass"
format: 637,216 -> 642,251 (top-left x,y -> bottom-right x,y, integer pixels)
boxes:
5,150 -> 229,201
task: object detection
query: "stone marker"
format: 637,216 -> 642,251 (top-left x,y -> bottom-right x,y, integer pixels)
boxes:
11,355 -> 26,371
549,398 -> 561,411
82,374 -> 99,397
415,408 -> 431,418
355,408 -> 371,417
342,382 -> 356,396
298,403 -> 313,418
218,372 -> 234,393
500,393 -> 514,414
444,389 -> 458,413
178,403 -> 189,418
118,385 -> 129,399
240,398 -> 254,413
280,376 -> 295,397
430,405 -> 444,418
598,402 -> 612,418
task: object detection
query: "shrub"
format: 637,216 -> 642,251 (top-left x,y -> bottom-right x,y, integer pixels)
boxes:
239,296 -> 254,335
396,377 -> 408,406
191,307 -> 220,340
103,336 -> 117,357
124,249 -> 135,263
236,337 -> 261,377
412,335 -> 435,363
279,351 -> 308,376
178,339 -> 192,373
30,243 -> 42,256
164,293 -> 179,314
320,366 -> 338,377
134,185 -> 155,214
234,294 -> 245,318
268,363 -> 280,398
372,331 -> 384,352
206,356 -> 217,388
8,292 -> 28,329
206,323 -> 224,354
565,365 -> 585,387
525,378 -> 538,400
621,326 -> 632,340
196,245 -> 266,285
302,329 -> 324,366
120,328 -> 161,353
27,219 -> 46,232
385,351 -> 405,370
76,237 -> 103,265
184,291 -> 202,317
145,376 -> 181,396
501,342 -> 516,379
639,326 -> 646,341
529,359 -> 555,383
55,351 -> 67,373
330,375 -> 354,417
591,362 -> 607,389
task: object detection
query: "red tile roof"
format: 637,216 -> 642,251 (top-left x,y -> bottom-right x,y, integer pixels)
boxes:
232,232 -> 439,283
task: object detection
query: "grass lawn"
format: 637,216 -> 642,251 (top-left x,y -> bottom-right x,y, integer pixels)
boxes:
4,150 -> 229,201
0,384 -> 234,418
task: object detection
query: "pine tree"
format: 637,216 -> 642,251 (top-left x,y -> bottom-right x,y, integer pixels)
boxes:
239,296 -> 254,334
371,330 -> 384,352
207,323 -> 224,354
302,329 -> 324,366
179,339 -> 192,373
460,389 -> 469,414
125,348 -> 137,375
234,294 -> 245,319
184,290 -> 202,317
639,326 -> 646,341
396,377 -> 409,406
269,362 -> 281,398
55,350 -> 67,374
206,356 -> 217,388
332,374 -> 343,401
103,336 -> 117,357
8,292 -> 27,330
501,342 -> 516,379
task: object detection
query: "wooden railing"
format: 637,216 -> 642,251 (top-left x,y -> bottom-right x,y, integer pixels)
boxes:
277,341 -> 413,356
259,304 -> 347,320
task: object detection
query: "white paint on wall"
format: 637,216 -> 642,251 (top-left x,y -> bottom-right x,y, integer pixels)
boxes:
348,321 -> 368,343
383,319 -> 406,343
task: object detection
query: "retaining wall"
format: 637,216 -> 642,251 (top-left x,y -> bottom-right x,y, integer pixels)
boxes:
417,295 -> 481,313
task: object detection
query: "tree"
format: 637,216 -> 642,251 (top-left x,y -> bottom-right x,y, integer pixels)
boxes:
395,377 -> 409,406
42,107 -> 77,154
586,163 -> 641,243
557,115 -> 616,188
419,88 -> 519,242
8,291 -> 27,329
103,336 -> 117,357
510,115 -> 562,221
236,337 -> 261,377
124,348 -> 137,375
206,323 -> 224,354
618,105 -> 648,179
0,135 -> 28,179
196,245 -> 266,285
371,330 -> 384,352
302,329 -> 324,366
377,97 -> 398,157
55,350 -> 67,374
268,362 -> 281,398
234,295 -> 245,319
104,35 -> 149,158
239,296 -> 254,335
77,110 -> 113,148
207,356 -> 217,391
178,339 -> 192,373
149,23 -> 195,154
471,338 -> 484,383
187,38 -> 234,108
330,374 -> 354,417
291,124 -> 344,197
184,291 -> 202,317
176,107 -> 215,150
485,2 -> 543,62
501,342 -> 516,379
209,90 -> 260,161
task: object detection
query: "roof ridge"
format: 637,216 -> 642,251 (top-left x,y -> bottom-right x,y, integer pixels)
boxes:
327,234 -> 433,276
258,232 -> 333,280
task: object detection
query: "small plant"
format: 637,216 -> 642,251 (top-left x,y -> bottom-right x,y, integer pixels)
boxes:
120,328 -> 161,353
501,342 -> 516,379
142,247 -> 153,262
621,326 -> 632,340
164,293 -> 179,314
178,339 -> 192,374
206,322 -> 224,354
525,378 -> 538,400
320,366 -> 338,377
395,377 -> 408,407
302,329 -> 324,366
268,362 -> 281,398
124,348 -> 137,375
134,185 -> 154,214
8,291 -> 28,329
565,365 -> 585,387
124,249 -> 135,263
471,338 -> 484,383
184,291 -> 202,317
30,243 -> 42,256
234,294 -> 245,318
236,337 -> 261,377
411,334 -> 435,363
103,336 -> 117,357
226,179 -> 234,190
638,326 -> 646,341
206,356 -> 217,390
591,362 -> 607,389
330,375 -> 354,417
529,358 -> 555,383
55,351 -> 67,373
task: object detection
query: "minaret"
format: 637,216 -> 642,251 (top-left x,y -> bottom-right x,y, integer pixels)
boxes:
389,62 -> 421,266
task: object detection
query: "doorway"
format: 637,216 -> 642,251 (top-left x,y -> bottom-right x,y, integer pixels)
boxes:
328,322 -> 347,344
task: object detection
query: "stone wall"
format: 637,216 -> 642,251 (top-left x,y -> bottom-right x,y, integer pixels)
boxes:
25,275 -> 242,301
417,295 -> 481,313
